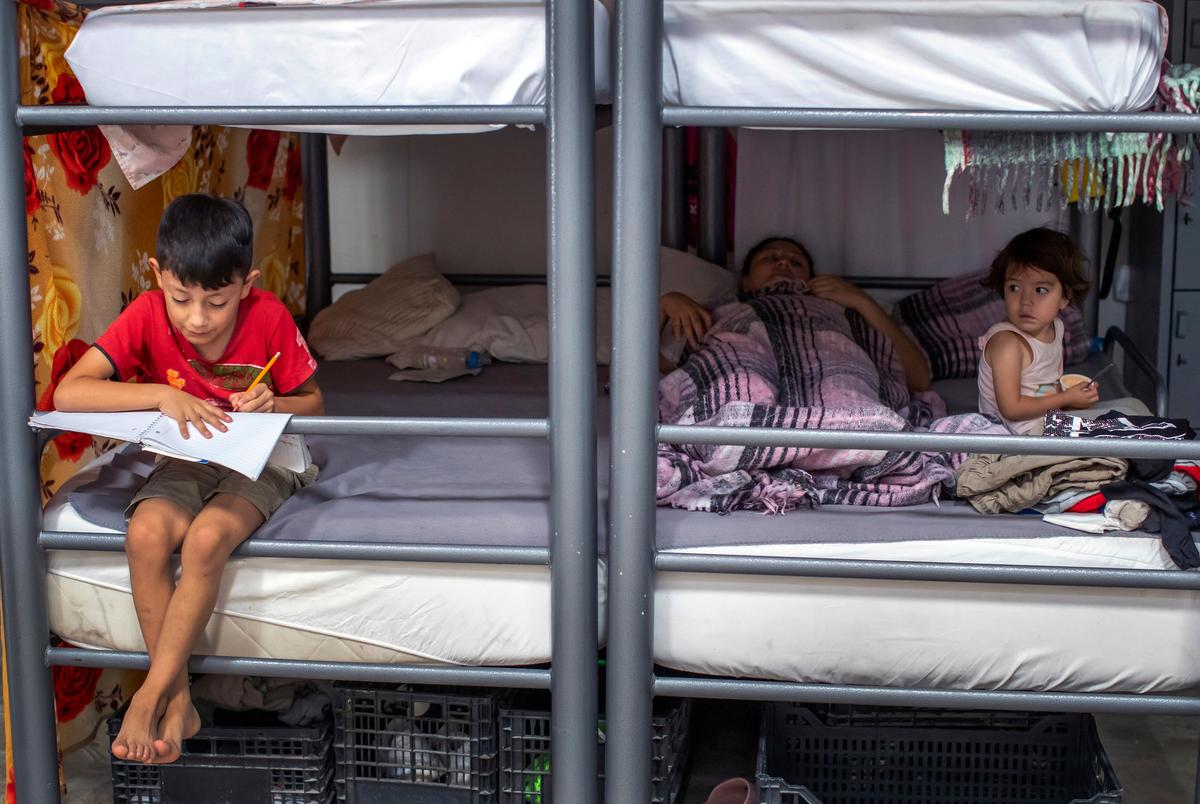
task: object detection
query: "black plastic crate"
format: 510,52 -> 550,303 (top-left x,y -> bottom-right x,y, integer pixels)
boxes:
108,706 -> 334,804
333,683 -> 499,803
756,703 -> 1123,804
498,693 -> 691,804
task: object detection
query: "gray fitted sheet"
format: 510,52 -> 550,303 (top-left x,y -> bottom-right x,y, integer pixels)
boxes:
67,358 -> 1156,548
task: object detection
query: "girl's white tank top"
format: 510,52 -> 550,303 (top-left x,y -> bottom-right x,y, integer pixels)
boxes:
977,319 -> 1064,434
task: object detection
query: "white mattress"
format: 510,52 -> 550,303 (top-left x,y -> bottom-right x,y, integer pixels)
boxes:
64,0 -> 612,136
663,0 -> 1166,112
46,451 -> 1200,692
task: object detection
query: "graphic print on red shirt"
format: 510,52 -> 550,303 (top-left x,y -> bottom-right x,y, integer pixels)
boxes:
95,288 -> 317,411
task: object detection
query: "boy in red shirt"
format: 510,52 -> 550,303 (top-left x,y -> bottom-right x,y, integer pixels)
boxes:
55,194 -> 325,764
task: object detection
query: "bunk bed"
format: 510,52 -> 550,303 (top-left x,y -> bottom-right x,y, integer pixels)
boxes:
0,2 -> 606,803
607,1 -> 1200,803
5,1 -> 1200,803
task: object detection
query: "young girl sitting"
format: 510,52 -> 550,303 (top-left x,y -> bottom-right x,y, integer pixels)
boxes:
977,228 -> 1099,434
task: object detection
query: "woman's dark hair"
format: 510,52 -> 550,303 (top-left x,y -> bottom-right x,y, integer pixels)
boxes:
741,236 -> 814,276
156,193 -> 254,289
981,227 -> 1089,303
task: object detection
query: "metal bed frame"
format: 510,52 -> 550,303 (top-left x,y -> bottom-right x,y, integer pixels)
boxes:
0,3 -> 1198,804
605,3 -> 1200,804
0,0 -> 599,801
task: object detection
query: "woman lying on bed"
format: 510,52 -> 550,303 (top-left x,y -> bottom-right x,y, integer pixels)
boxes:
655,235 -> 1003,514
659,236 -> 932,392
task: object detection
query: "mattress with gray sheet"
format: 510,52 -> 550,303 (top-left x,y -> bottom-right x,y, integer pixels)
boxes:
68,355 -> 1159,548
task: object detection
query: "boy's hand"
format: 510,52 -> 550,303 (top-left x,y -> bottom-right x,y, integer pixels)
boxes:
230,384 -> 275,413
157,388 -> 231,439
1061,381 -> 1100,410
660,292 -> 713,349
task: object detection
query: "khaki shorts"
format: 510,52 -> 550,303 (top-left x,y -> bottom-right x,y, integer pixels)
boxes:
127,458 -> 319,521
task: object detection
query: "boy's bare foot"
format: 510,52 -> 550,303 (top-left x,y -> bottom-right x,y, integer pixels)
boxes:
152,691 -> 202,764
112,688 -> 166,763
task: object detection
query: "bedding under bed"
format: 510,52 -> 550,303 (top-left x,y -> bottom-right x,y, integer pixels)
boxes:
44,360 -> 1200,692
64,0 -> 612,136
662,0 -> 1166,112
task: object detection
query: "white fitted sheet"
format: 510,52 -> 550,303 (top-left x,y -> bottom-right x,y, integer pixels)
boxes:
46,450 -> 1200,692
64,0 -> 612,136
663,0 -> 1166,112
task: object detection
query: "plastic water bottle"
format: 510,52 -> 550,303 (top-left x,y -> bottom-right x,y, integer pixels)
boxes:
394,345 -> 492,371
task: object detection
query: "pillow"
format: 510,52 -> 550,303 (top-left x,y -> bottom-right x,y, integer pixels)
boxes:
308,254 -> 460,360
659,246 -> 737,306
893,270 -> 1089,381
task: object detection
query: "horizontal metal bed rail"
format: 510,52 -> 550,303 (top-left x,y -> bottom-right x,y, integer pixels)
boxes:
652,676 -> 1200,717
32,416 -> 548,439
654,553 -> 1200,589
1105,325 -> 1169,417
662,107 -> 1200,133
285,416 -> 548,438
331,272 -> 615,287
39,532 -> 550,564
48,648 -> 551,689
658,424 -> 1200,459
17,104 -> 546,128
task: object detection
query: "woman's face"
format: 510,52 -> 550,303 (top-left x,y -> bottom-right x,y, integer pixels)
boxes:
742,240 -> 813,292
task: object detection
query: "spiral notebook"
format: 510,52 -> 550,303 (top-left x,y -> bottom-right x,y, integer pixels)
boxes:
29,410 -> 305,481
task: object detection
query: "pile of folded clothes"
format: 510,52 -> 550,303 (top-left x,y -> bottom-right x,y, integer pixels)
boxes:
955,411 -> 1200,568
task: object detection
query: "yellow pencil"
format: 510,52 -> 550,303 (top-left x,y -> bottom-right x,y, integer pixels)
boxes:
238,352 -> 280,409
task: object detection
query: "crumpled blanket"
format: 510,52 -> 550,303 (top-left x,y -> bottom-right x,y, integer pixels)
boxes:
656,283 -> 1006,513
955,452 -> 1129,514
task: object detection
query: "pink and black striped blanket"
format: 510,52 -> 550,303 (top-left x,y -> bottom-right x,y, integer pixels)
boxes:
656,283 -> 1006,513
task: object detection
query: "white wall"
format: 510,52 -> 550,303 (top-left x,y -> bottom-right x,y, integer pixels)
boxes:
328,127 -> 614,278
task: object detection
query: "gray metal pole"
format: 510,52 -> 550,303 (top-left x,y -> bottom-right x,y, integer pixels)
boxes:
698,127 -> 726,266
546,0 -> 598,801
19,104 -> 546,128
662,128 -> 686,249
0,3 -> 62,800
301,133 -> 332,328
607,0 -> 662,798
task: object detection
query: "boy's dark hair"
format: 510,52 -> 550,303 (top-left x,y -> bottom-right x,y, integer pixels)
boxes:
981,227 -> 1089,303
156,193 -> 254,289
741,236 -> 815,276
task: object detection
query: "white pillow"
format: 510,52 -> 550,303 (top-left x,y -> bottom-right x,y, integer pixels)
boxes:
308,254 -> 459,360
658,246 -> 737,306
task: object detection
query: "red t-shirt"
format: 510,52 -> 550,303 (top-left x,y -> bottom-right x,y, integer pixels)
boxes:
95,288 -> 317,411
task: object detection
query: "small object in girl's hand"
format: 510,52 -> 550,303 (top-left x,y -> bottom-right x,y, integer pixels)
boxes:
1058,372 -> 1091,391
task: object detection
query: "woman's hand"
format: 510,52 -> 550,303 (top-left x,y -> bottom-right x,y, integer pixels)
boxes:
806,276 -> 874,313
157,387 -> 232,439
660,292 -> 713,349
1060,380 -> 1100,410
230,384 -> 275,413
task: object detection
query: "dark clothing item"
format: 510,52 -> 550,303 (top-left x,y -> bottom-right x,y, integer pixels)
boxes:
1043,410 -> 1195,441
1099,480 -> 1200,570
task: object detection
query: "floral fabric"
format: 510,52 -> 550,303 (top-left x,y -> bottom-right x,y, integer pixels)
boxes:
5,0 -> 308,799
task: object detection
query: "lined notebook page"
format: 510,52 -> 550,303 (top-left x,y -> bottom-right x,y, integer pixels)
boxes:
139,413 -> 292,480
29,410 -> 164,442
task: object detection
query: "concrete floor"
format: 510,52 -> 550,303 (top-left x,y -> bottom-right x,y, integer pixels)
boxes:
3,696 -> 1193,802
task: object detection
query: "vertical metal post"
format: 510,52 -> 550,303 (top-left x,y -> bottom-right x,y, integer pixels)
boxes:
662,127 -> 686,249
698,126 -> 726,266
546,0 -> 598,801
301,133 -> 332,328
607,0 -> 661,798
0,3 -> 63,801
1069,203 -> 1102,338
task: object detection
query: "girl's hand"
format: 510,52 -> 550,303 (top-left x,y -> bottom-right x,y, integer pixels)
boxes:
1061,381 -> 1100,410
157,388 -> 231,439
230,384 -> 275,413
660,292 -> 713,349
806,276 -> 874,313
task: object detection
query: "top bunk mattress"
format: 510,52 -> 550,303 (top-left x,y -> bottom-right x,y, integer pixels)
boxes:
662,0 -> 1166,112
63,0 -> 612,136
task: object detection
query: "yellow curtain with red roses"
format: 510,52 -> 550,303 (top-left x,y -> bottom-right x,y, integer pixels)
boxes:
5,1 -> 307,799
